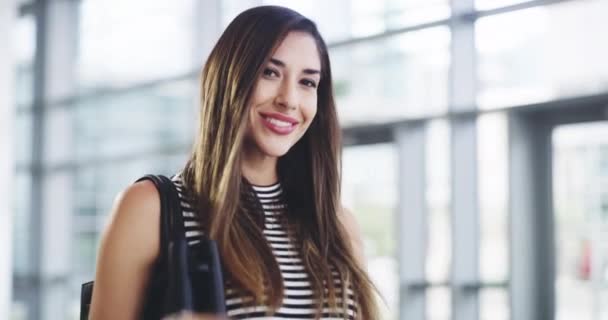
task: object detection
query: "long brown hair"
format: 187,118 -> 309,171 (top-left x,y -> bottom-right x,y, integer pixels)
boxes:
182,6 -> 381,319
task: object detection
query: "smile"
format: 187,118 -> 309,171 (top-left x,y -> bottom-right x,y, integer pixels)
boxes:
259,112 -> 299,135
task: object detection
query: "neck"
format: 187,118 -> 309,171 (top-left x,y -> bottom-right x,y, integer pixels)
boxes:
241,141 -> 279,186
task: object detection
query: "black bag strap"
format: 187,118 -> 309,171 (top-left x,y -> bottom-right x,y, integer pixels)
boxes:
135,175 -> 185,257
135,174 -> 195,314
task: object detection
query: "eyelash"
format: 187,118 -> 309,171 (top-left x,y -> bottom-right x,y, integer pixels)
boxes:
301,79 -> 317,88
263,68 -> 279,78
262,68 -> 318,88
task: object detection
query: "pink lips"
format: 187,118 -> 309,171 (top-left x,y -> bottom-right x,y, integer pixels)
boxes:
259,112 -> 299,135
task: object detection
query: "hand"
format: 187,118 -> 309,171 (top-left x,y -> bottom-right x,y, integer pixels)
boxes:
162,311 -> 228,320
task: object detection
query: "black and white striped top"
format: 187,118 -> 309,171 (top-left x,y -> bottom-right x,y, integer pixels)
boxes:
171,173 -> 358,319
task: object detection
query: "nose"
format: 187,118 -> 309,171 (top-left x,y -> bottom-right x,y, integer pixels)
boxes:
275,80 -> 297,110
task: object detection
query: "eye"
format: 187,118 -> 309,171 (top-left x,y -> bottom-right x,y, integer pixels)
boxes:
262,68 -> 280,78
301,79 -> 318,88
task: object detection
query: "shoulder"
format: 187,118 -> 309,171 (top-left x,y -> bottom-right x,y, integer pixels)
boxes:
113,179 -> 160,215
89,180 -> 162,318
338,206 -> 366,268
110,179 -> 161,231
100,179 -> 162,264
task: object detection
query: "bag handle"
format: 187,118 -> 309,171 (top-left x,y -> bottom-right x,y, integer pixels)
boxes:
135,175 -> 187,252
135,174 -> 194,313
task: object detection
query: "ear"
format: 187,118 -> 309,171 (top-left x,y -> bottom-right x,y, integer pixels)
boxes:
339,206 -> 366,269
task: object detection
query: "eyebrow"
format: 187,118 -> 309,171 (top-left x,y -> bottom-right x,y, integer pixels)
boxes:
269,58 -> 321,75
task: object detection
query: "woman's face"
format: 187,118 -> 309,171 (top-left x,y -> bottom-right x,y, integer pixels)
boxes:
246,31 -> 321,158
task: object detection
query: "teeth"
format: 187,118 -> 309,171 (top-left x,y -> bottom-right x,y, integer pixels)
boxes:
266,117 -> 292,127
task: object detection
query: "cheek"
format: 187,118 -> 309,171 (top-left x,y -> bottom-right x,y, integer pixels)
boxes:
251,79 -> 277,104
302,96 -> 318,124
247,84 -> 268,125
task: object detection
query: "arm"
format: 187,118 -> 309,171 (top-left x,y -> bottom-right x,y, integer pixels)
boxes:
338,206 -> 366,270
89,180 -> 161,320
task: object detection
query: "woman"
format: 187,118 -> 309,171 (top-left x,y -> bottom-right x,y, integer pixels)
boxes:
89,5 -> 381,320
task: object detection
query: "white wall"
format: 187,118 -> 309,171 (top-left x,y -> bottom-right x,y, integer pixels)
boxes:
0,0 -> 16,319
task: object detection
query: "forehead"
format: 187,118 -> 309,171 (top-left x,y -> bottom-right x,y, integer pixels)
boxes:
272,31 -> 321,71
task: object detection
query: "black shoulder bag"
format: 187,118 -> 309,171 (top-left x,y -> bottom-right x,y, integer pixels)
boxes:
80,174 -> 226,319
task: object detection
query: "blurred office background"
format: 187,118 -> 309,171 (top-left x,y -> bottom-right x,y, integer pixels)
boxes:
1,0 -> 608,319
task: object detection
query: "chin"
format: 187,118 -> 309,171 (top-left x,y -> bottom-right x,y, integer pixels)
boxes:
259,143 -> 292,157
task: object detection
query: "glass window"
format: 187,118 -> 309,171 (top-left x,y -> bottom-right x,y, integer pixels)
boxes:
476,0 -> 608,109
426,119 -> 451,284
74,166 -> 100,217
10,301 -> 28,320
73,232 -> 98,275
601,146 -> 608,168
221,0 -> 258,30
553,122 -> 608,320
78,0 -> 197,87
480,288 -> 510,320
426,287 -> 451,320
261,0 -> 449,41
260,0 -> 353,41
72,78 -> 197,160
342,143 -> 398,320
381,0 -> 449,31
15,15 -> 35,107
425,119 -> 451,319
44,108 -> 73,166
475,0 -> 533,10
478,112 -> 509,282
74,154 -> 188,221
17,0 -> 33,6
478,112 -> 510,318
602,147 -> 608,224
12,173 -> 32,275
330,27 -> 450,126
14,112 -> 32,165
